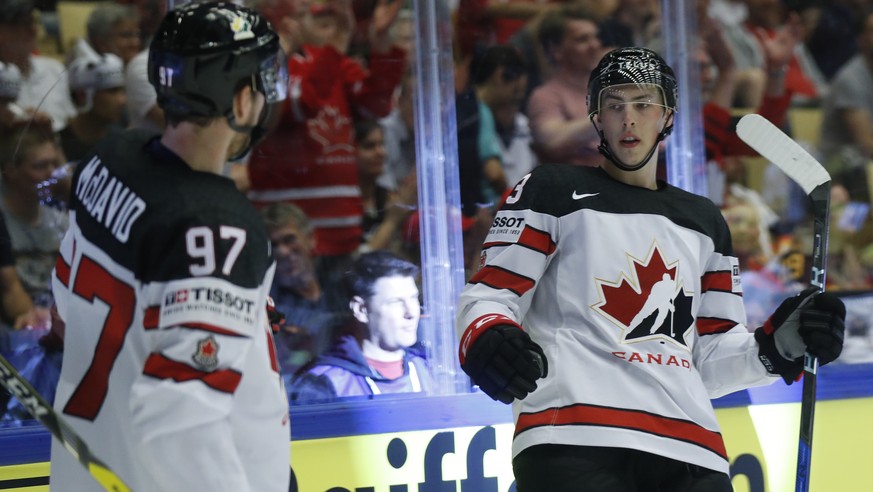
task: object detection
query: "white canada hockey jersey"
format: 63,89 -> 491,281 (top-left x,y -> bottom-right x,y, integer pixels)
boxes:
457,164 -> 779,474
50,131 -> 290,491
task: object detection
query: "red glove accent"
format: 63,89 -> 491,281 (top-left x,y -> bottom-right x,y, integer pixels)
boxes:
266,296 -> 285,334
459,313 -> 519,365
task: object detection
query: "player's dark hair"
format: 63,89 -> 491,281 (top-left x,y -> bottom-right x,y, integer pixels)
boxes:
470,45 -> 526,87
344,250 -> 419,301
163,77 -> 252,128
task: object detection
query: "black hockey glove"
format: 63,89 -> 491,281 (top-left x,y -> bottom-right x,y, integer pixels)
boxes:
460,324 -> 548,404
755,287 -> 846,384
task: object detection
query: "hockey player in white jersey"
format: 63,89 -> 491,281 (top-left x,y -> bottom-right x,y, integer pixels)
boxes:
456,47 -> 846,491
49,2 -> 291,491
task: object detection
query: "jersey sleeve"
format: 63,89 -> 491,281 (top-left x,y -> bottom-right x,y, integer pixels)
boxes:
692,214 -> 777,397
456,170 -> 559,361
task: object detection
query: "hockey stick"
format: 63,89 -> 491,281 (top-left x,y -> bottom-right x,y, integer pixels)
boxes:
736,113 -> 831,492
0,353 -> 132,492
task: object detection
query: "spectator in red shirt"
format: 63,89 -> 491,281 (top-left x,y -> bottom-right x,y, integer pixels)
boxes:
247,0 -> 406,283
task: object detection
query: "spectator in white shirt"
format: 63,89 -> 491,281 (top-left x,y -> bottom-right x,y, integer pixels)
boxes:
0,0 -> 76,132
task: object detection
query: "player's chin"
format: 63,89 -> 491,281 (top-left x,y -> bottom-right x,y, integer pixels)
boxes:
618,145 -> 650,163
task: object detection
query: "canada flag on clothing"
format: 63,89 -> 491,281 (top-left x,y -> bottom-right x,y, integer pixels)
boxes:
592,245 -> 694,348
192,336 -> 220,369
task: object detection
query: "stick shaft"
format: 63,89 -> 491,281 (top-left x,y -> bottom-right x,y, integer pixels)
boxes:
734,114 -> 832,492
0,353 -> 131,491
795,185 -> 830,492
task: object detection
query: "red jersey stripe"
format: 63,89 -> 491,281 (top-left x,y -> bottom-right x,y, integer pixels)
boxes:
267,334 -> 279,373
143,306 -> 160,329
518,226 -> 557,255
55,256 -> 71,287
483,226 -> 556,256
469,265 -> 535,296
178,323 -> 248,338
143,354 -> 242,394
515,404 -> 727,460
482,240 -> 512,250
696,317 -> 737,336
700,271 -> 734,293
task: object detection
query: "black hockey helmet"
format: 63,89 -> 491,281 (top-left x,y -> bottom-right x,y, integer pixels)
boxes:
148,1 -> 288,119
587,47 -> 677,119
586,47 -> 677,171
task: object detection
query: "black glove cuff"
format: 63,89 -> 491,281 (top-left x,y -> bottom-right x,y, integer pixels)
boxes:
755,327 -> 803,384
460,324 -> 546,404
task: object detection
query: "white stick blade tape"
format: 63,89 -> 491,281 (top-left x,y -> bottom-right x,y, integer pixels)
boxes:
736,114 -> 830,194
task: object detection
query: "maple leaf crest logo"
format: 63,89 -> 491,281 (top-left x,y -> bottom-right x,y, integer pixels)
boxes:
592,244 -> 694,348
192,336 -> 219,369
307,105 -> 355,154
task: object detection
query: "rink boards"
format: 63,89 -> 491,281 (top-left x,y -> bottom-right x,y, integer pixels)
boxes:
1,363 -> 871,491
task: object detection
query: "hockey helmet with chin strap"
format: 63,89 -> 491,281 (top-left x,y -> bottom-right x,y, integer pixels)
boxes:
148,1 -> 288,141
587,47 -> 678,171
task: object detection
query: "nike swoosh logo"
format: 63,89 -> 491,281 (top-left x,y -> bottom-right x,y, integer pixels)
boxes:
572,192 -> 600,200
